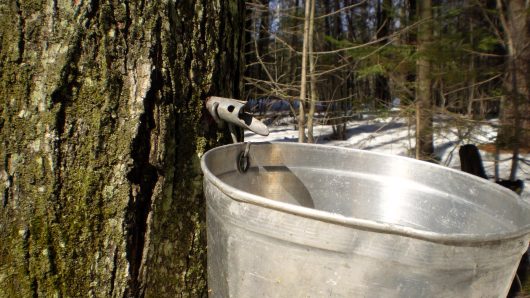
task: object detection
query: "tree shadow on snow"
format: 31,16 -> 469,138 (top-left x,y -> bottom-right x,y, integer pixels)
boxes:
316,122 -> 406,142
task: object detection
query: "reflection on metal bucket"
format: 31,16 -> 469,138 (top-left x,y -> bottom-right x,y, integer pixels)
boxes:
201,142 -> 530,297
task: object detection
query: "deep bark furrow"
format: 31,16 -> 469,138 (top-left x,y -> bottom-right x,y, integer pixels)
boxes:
125,45 -> 161,297
3,153 -> 11,208
15,0 -> 25,64
109,245 -> 119,297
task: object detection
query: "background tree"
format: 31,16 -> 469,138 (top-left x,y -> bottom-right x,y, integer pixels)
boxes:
495,0 -> 530,180
245,0 -> 271,99
298,0 -> 312,142
374,0 -> 393,107
306,0 -> 318,143
415,0 -> 434,160
0,0 -> 245,296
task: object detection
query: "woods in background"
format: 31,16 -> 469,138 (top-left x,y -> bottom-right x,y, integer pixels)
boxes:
244,0 -> 529,167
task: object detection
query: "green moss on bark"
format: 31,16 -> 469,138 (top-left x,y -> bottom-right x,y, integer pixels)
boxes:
1,0 -> 244,297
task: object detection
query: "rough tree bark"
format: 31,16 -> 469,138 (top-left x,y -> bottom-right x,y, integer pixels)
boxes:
0,0 -> 244,297
415,0 -> 434,161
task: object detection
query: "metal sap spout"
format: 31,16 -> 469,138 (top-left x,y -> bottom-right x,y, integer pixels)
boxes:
206,96 -> 269,137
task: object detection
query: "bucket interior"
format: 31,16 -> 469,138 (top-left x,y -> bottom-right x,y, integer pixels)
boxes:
203,142 -> 530,238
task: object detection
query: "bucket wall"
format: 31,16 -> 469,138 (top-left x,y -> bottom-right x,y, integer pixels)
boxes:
201,143 -> 530,297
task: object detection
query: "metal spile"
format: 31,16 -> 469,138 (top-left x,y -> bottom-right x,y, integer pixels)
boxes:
206,96 -> 269,137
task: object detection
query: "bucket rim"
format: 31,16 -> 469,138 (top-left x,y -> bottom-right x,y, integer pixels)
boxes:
201,142 -> 530,245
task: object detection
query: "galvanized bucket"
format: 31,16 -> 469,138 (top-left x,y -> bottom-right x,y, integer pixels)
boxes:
201,142 -> 530,297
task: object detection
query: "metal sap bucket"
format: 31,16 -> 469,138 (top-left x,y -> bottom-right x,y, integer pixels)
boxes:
201,142 -> 530,297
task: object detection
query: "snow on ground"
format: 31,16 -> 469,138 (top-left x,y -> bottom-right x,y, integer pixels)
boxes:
245,115 -> 530,203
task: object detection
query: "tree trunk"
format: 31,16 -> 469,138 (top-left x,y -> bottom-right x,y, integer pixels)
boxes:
404,0 -> 417,104
298,0 -> 312,143
306,0 -> 317,143
245,0 -> 270,99
257,0 -> 271,70
496,0 -> 530,180
375,0 -> 392,107
415,0 -> 434,161
0,0 -> 245,297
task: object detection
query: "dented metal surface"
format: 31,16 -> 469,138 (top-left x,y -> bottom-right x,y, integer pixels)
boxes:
201,142 -> 530,297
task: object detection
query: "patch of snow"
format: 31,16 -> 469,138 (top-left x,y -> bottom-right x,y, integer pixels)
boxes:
246,116 -> 530,203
